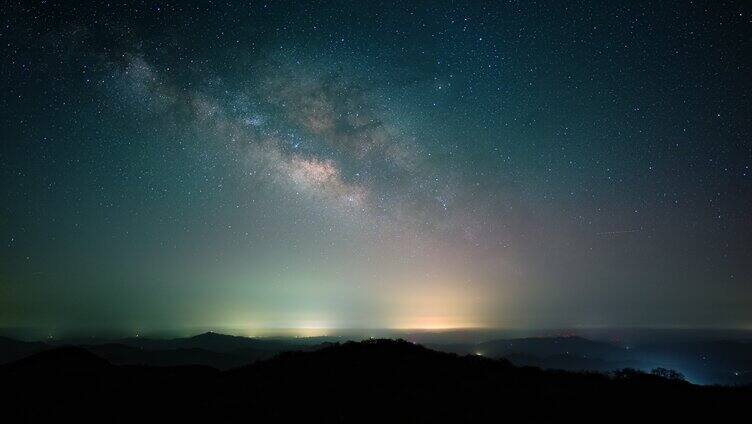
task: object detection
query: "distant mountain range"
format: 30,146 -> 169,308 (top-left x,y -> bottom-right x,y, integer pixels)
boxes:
1,339 -> 748,422
0,332 -> 321,370
477,335 -> 626,357
1,332 -> 750,385
0,336 -> 48,363
431,335 -> 752,386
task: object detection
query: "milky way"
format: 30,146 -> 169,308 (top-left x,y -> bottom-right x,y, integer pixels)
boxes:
1,1 -> 751,336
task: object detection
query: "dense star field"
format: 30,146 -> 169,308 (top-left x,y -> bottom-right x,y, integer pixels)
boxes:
0,1 -> 751,336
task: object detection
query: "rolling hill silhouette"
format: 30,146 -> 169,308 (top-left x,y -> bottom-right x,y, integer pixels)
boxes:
82,343 -> 249,369
2,332 -> 750,385
0,332 -> 316,370
473,336 -> 642,373
5,346 -> 111,373
1,339 -> 748,422
0,336 -> 49,363
477,336 -> 628,358
111,331 -> 308,352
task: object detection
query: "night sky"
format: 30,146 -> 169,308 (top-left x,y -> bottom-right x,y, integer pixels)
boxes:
1,1 -> 751,336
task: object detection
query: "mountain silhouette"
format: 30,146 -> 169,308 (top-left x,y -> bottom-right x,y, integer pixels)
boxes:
111,331 -> 309,353
0,336 -> 49,364
3,346 -> 112,377
477,336 -> 628,359
82,343 -> 249,369
1,338 -> 747,422
0,332 -> 320,369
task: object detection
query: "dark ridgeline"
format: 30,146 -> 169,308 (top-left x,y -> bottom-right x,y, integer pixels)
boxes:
0,332 -> 319,370
0,338 -> 748,422
5,332 -> 751,385
0,336 -> 48,363
431,335 -> 752,386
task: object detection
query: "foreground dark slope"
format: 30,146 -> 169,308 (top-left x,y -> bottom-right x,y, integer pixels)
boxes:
1,340 -> 748,422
